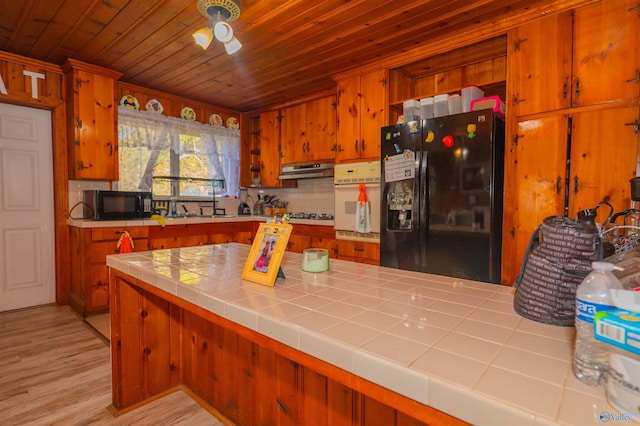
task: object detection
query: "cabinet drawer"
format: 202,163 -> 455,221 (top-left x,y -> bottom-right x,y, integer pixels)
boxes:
336,240 -> 380,262
91,239 -> 149,262
91,226 -> 149,241
287,235 -> 311,253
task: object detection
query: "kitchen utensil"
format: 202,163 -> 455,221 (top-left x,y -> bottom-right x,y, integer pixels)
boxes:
238,202 -> 251,215
238,188 -> 252,215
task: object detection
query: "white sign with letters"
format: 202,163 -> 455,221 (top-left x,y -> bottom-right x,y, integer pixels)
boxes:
0,70 -> 46,99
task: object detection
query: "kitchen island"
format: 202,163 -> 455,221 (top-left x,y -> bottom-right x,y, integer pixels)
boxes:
107,244 -> 611,425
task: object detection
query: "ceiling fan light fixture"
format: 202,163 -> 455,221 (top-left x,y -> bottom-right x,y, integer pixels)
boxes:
195,0 -> 242,54
192,27 -> 214,49
224,37 -> 242,55
213,20 -> 234,43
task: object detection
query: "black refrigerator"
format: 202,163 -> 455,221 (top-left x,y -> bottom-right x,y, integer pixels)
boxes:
380,110 -> 505,283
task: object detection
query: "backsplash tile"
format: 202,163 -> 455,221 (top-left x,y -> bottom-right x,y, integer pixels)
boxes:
67,180 -> 110,218
246,177 -> 334,215
68,177 -> 336,219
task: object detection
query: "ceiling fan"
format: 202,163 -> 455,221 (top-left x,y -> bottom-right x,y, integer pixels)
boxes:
192,0 -> 242,55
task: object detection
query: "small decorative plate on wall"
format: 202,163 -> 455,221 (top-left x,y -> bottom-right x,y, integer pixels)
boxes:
226,116 -> 239,129
120,95 -> 139,110
145,98 -> 164,114
180,107 -> 196,121
209,113 -> 223,126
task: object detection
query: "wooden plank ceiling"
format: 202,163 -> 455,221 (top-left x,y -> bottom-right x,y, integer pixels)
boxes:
0,0 -> 580,113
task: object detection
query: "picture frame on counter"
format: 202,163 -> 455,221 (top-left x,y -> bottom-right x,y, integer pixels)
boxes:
242,223 -> 292,286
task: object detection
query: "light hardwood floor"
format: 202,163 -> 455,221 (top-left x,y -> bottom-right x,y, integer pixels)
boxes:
0,304 -> 228,425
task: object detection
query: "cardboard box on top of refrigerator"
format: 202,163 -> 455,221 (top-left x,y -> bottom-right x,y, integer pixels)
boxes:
471,95 -> 506,117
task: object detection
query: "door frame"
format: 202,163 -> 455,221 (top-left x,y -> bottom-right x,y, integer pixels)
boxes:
0,98 -> 69,307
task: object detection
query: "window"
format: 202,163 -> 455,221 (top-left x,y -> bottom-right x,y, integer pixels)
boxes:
117,106 -> 240,198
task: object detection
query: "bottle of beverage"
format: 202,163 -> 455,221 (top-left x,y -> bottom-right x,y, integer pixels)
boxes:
573,261 -> 624,386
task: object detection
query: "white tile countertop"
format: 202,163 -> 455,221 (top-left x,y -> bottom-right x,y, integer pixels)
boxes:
67,215 -> 334,228
106,243 -> 617,426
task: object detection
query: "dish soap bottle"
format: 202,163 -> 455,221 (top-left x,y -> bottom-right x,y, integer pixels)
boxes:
573,261 -> 624,386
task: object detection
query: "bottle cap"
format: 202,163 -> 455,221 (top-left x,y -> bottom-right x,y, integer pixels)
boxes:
591,261 -> 624,272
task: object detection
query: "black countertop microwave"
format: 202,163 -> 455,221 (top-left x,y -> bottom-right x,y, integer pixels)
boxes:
83,190 -> 153,221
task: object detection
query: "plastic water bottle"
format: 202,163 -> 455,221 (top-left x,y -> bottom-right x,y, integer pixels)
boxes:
573,261 -> 623,386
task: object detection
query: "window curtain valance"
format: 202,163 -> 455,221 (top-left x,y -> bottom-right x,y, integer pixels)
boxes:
118,106 -> 241,197
118,106 -> 240,151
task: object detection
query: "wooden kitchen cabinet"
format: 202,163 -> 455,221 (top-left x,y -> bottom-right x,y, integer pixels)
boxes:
69,222 -> 256,315
259,110 -> 284,187
336,240 -> 380,265
148,222 -> 257,250
280,96 -> 336,165
110,272 -> 449,425
287,224 -> 337,256
240,114 -> 261,188
508,0 -> 639,117
63,59 -> 121,180
501,105 -> 639,285
568,107 -> 639,217
69,225 -> 148,315
502,0 -> 640,284
335,70 -> 387,162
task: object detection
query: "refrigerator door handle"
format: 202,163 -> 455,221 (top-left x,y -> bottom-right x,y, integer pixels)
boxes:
419,151 -> 428,232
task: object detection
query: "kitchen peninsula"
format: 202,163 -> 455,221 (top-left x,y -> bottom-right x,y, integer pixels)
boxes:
107,244 -> 611,426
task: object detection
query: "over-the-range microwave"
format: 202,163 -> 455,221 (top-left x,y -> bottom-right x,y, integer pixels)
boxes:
83,190 -> 153,221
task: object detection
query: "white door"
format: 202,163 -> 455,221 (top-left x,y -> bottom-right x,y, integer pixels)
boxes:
0,103 -> 55,312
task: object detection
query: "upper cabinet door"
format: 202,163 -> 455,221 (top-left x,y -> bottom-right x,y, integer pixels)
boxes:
509,0 -> 640,117
280,103 -> 307,165
568,106 -> 639,217
335,70 -> 387,162
306,96 -> 336,162
502,115 -> 569,284
336,74 -> 361,161
508,12 -> 573,117
280,96 -> 336,165
259,110 -> 282,187
572,0 -> 640,107
65,61 -> 121,180
359,70 -> 387,160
